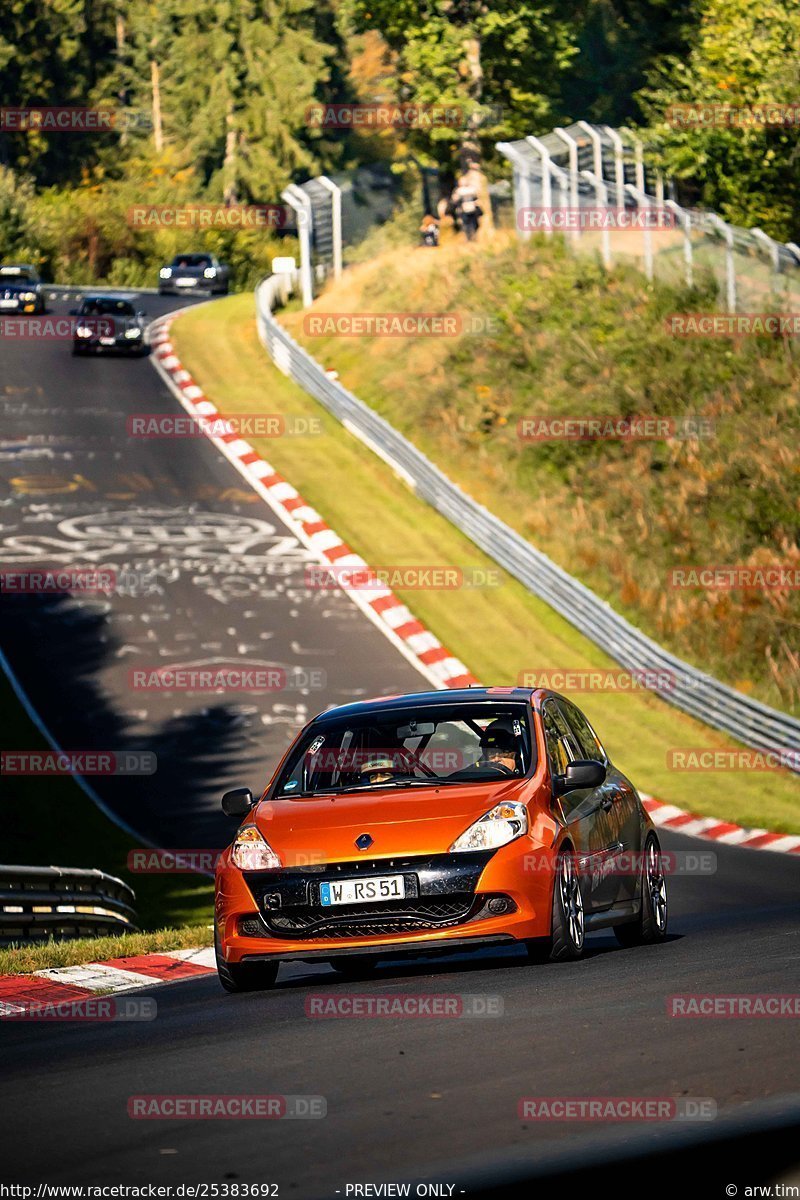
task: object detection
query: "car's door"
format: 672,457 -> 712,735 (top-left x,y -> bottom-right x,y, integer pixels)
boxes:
556,698 -> 642,903
542,698 -> 623,912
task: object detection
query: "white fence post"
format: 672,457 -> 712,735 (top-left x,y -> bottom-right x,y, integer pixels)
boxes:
281,185 -> 314,307
553,126 -> 581,242
665,199 -> 693,289
581,169 -> 612,268
497,143 -> 533,240
626,184 -> 653,281
603,125 -> 626,210
526,136 -> 553,236
577,120 -> 603,181
708,214 -> 737,310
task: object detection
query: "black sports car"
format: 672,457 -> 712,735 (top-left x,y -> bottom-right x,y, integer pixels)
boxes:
71,294 -> 148,356
158,252 -> 230,295
0,264 -> 46,314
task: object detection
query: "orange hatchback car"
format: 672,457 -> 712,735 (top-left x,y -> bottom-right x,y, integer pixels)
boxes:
214,687 -> 668,991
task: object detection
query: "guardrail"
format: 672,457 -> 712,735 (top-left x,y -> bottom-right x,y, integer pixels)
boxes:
256,272 -> 800,771
0,865 -> 139,946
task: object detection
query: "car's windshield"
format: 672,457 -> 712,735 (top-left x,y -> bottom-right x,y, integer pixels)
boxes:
172,254 -> 212,268
80,299 -> 136,316
274,702 -> 534,796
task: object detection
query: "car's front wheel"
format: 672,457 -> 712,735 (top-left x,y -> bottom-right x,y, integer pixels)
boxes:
215,923 -> 278,993
614,833 -> 668,947
528,845 -> 585,963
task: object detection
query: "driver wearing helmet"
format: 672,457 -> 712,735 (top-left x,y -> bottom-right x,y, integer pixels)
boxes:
447,720 -> 519,779
357,754 -> 399,786
477,722 -> 519,775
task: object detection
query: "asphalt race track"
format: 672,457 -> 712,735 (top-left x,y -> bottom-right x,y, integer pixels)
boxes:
1,832 -> 799,1192
0,293 -> 427,848
1,295 -> 799,1195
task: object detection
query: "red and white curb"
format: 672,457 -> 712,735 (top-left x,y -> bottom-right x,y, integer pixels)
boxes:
148,315 -> 477,693
148,312 -> 800,859
0,947 -> 216,1015
643,797 -> 800,854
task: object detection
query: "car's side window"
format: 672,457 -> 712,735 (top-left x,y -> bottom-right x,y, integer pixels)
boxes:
542,700 -> 580,776
557,700 -> 607,763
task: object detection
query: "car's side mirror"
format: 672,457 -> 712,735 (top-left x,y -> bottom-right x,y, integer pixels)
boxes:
222,787 -> 255,816
556,759 -> 606,795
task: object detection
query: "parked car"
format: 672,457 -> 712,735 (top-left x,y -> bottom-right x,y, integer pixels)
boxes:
0,264 -> 46,314
71,294 -> 148,356
214,686 -> 668,991
158,253 -> 230,295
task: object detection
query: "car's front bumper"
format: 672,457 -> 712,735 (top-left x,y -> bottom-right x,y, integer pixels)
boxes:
74,336 -> 145,353
216,842 -> 556,964
159,279 -> 224,293
0,298 -> 39,313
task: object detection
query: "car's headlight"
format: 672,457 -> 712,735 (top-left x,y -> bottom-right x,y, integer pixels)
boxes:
450,802 -> 528,852
19,292 -> 36,302
124,327 -> 142,338
75,326 -> 93,337
203,267 -> 217,278
231,826 -> 281,870
159,267 -> 172,278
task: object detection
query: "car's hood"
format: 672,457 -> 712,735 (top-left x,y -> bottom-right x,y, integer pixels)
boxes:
253,779 -> 526,863
1,282 -> 37,294
170,265 -> 207,276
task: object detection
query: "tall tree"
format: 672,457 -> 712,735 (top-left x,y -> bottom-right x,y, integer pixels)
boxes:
121,0 -> 334,202
340,0 -> 576,176
639,0 -> 800,239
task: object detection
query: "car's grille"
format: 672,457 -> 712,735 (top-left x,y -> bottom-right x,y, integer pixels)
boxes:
269,896 -> 474,935
239,894 -> 516,940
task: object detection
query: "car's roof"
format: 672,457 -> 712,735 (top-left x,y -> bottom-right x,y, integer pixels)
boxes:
311,687 -> 537,726
0,263 -> 38,272
172,252 -> 213,258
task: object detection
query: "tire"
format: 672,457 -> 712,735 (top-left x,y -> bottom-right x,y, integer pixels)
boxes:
527,845 -> 585,963
215,923 -> 278,993
328,956 -> 378,978
71,344 -> 84,356
614,833 -> 668,947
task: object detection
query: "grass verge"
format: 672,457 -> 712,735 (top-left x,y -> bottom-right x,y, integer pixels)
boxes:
168,293 -> 800,834
283,233 -> 800,718
0,924 -> 213,977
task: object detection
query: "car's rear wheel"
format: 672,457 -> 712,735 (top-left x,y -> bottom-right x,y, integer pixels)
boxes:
614,833 -> 668,947
215,923 -> 278,993
329,956 -> 379,978
528,845 -> 585,963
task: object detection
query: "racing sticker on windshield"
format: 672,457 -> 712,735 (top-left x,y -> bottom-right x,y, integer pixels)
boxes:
307,736 -> 325,756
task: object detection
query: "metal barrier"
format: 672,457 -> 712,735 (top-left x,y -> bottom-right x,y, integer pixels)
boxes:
255,273 -> 800,771
497,123 -> 800,310
0,865 -> 138,946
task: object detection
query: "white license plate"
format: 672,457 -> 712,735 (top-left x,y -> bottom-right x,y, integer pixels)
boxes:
319,875 -> 405,907
0,299 -> 17,307
99,336 -> 116,345
177,277 -> 197,286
